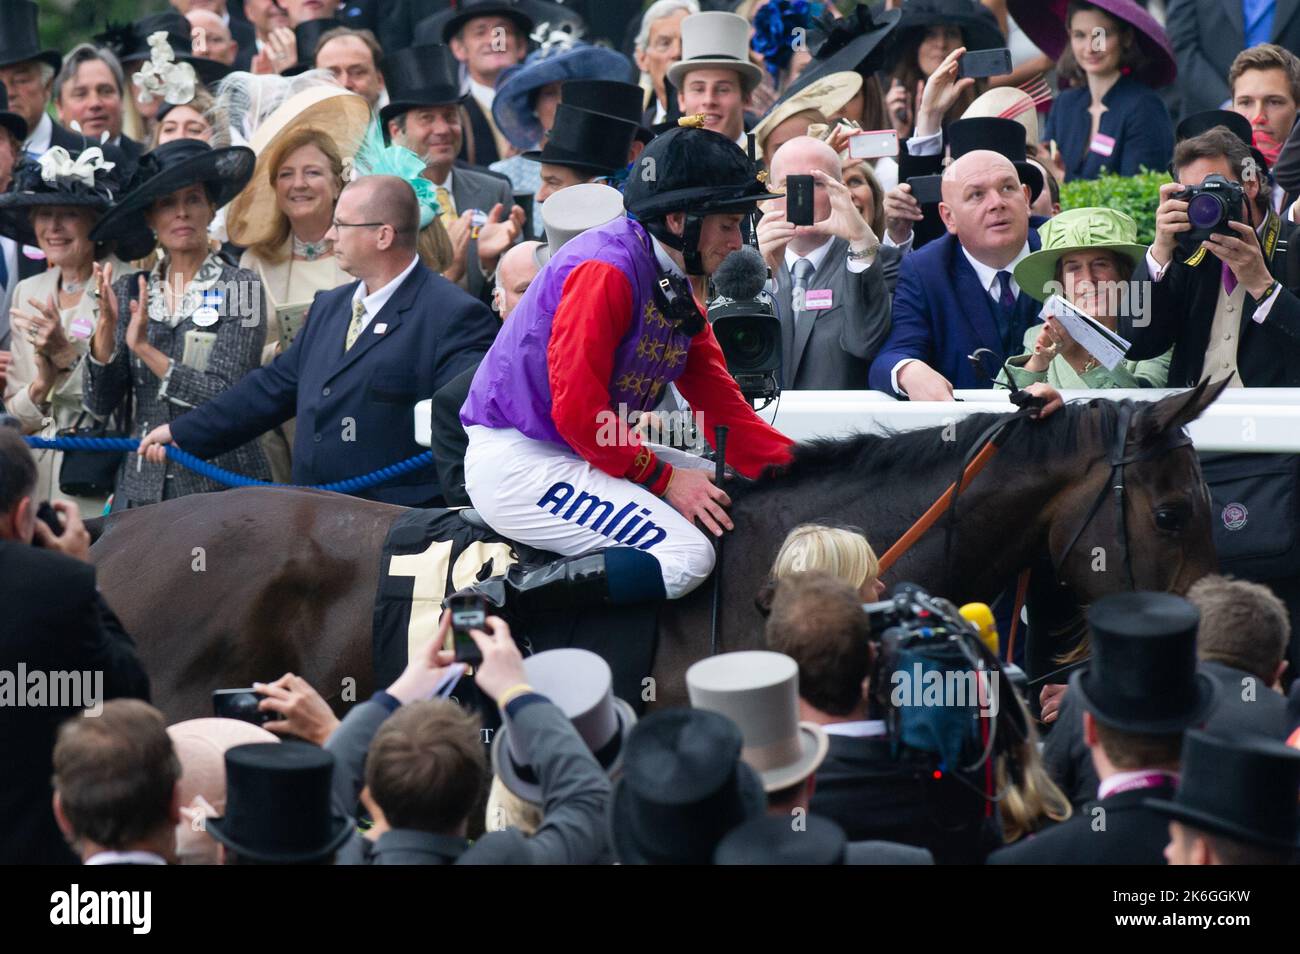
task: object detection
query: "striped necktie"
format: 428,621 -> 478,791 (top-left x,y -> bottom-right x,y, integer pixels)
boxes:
345,297 -> 366,351
435,185 -> 457,229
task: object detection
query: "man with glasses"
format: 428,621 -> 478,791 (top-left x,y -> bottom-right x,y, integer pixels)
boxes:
137,175 -> 500,506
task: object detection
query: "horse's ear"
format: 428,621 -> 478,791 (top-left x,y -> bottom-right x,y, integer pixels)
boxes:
1134,377 -> 1228,441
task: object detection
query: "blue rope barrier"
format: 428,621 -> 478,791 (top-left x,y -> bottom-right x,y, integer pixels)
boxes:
23,435 -> 434,493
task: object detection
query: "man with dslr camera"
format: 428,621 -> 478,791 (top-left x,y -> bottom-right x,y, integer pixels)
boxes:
1120,126 -> 1300,387
0,425 -> 150,864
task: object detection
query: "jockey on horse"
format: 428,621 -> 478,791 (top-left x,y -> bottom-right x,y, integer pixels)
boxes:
457,126 -> 798,611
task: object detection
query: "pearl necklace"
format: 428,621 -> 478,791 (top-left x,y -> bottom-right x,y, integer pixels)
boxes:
293,235 -> 332,261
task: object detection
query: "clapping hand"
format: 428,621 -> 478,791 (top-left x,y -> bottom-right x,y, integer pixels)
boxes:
476,202 -> 526,269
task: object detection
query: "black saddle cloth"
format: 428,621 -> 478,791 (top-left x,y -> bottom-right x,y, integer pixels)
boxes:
373,507 -> 660,719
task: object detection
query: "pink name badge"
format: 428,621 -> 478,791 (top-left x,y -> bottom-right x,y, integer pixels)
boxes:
1089,133 -> 1116,157
69,317 -> 94,339
804,289 -> 833,310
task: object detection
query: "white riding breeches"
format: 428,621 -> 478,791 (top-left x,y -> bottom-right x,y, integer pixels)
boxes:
463,425 -> 716,599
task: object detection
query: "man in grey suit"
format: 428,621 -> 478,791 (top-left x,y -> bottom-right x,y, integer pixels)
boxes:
381,43 -> 524,304
757,136 -> 890,390
328,612 -> 612,865
1167,0 -> 1300,118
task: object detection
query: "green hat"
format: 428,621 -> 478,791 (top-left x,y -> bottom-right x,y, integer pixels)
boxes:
1014,207 -> 1148,302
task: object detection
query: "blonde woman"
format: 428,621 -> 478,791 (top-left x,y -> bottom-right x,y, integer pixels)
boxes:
226,86 -> 369,481
770,523 -> 886,600
995,693 -> 1073,844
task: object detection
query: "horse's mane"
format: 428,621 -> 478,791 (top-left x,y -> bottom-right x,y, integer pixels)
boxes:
733,398 -> 1123,498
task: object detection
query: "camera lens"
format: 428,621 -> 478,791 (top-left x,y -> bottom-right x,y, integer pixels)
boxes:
1187,192 -> 1225,229
729,326 -> 766,363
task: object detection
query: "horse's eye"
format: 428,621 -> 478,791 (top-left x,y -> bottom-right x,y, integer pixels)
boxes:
1155,508 -> 1186,532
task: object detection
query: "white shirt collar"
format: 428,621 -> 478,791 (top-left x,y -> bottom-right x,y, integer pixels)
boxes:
84,850 -> 167,865
821,719 -> 887,738
469,78 -> 495,110
960,240 -> 1032,300
650,234 -> 685,279
784,235 -> 836,274
351,255 -> 421,332
24,113 -> 52,153
429,168 -> 454,192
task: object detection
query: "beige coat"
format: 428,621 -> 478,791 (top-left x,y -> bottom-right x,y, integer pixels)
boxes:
2,262 -> 126,516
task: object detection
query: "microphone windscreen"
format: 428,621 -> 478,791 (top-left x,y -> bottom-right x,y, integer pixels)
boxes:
711,245 -> 768,301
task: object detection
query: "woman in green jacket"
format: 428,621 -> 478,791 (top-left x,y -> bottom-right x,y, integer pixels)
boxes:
1001,206 -> 1171,389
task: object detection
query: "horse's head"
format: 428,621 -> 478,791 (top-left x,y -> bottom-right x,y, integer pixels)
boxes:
1048,378 -> 1229,606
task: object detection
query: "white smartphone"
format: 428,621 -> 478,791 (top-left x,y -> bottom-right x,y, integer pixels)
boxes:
848,129 -> 899,160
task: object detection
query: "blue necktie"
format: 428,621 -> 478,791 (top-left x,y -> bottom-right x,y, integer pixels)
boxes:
995,270 -> 1018,354
1243,0 -> 1276,48
0,242 -> 9,296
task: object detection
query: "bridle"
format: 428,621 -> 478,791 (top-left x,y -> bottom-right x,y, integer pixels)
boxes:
1048,401 -> 1194,592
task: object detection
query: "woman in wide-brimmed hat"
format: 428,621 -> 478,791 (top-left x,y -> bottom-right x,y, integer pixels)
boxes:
1010,0 -> 1175,182
1001,207 -> 1170,389
0,144 -> 149,515
221,82 -> 368,481
82,138 -> 271,510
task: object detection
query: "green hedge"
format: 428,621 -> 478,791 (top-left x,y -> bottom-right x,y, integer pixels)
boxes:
1058,168 -> 1172,247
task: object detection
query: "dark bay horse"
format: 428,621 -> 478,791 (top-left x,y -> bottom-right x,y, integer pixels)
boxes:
91,382 -> 1225,720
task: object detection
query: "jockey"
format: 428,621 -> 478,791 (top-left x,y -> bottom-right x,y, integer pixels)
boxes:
458,126 -> 796,610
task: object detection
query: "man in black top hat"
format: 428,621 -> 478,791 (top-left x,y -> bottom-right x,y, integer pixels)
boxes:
0,83 -> 29,336
525,103 -> 638,203
989,592 -> 1218,865
610,708 -> 767,864
381,44 -> 524,304
0,0 -> 84,159
562,79 -> 654,163
426,0 -> 534,168
1150,730 -> 1300,866
1044,573 -> 1292,808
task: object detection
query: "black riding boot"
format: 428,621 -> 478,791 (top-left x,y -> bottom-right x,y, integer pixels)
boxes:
455,548 -> 667,617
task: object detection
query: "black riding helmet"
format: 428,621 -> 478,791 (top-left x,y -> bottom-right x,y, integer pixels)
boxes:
624,126 -> 775,275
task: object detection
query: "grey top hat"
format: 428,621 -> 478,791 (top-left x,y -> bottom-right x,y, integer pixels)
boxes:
534,181 -> 626,267
668,11 -> 765,95
492,648 -> 636,803
687,650 -> 829,793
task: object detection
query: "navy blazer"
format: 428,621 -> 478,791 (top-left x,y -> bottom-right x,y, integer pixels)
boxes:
170,262 -> 499,506
868,228 -> 1043,394
1044,75 -> 1174,182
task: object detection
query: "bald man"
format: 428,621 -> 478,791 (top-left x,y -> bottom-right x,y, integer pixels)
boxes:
869,149 -> 1044,399
492,240 -> 544,321
142,175 -> 500,506
187,9 -> 239,67
754,136 -> 889,389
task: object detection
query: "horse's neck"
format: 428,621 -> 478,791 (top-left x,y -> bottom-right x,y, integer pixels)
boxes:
733,455 -> 1066,602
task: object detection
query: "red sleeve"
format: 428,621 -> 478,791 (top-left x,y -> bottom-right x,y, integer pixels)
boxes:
547,260 -> 673,494
674,318 -> 795,479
